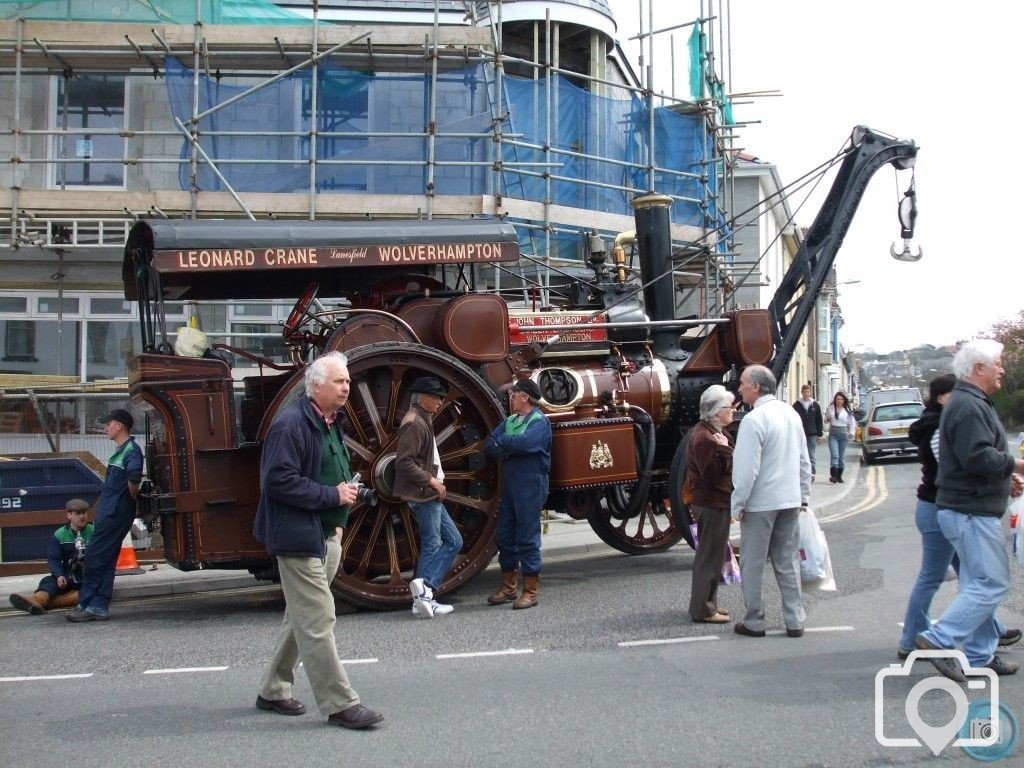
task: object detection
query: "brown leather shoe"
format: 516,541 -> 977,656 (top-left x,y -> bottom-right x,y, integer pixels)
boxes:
256,695 -> 306,716
693,612 -> 730,624
328,704 -> 384,730
734,622 -> 766,638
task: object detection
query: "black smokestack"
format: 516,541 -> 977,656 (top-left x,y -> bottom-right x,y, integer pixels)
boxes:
631,193 -> 677,354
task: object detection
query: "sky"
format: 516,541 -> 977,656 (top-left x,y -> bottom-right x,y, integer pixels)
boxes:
607,0 -> 1021,354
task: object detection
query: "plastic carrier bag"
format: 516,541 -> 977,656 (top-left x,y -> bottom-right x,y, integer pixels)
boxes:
798,507 -> 827,581
799,507 -> 836,592
1011,496 -> 1024,568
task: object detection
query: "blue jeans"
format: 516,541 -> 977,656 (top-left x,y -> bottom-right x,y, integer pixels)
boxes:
828,431 -> 848,470
805,435 -> 818,475
920,510 -> 1010,667
899,500 -> 954,651
409,500 -> 463,591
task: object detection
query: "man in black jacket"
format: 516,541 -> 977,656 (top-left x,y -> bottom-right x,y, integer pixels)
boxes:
916,340 -> 1024,682
793,385 -> 823,480
252,351 -> 383,729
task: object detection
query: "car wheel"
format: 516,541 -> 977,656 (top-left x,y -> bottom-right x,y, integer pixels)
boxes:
862,451 -> 875,465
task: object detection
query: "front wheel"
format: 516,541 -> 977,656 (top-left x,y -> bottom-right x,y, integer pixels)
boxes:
586,487 -> 683,555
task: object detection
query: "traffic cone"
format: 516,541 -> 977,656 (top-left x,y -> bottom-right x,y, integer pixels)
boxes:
115,531 -> 145,575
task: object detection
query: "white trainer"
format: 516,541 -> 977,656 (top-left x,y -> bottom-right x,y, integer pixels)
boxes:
409,578 -> 434,618
412,599 -> 453,617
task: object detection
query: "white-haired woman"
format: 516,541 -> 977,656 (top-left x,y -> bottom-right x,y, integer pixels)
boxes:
685,384 -> 736,623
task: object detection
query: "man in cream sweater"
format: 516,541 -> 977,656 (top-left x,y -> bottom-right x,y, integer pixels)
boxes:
731,365 -> 812,638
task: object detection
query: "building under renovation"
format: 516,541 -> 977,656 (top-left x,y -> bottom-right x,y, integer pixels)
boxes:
0,0 -> 811,444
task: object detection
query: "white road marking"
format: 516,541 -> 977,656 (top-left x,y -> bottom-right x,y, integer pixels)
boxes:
143,666 -> 228,675
340,658 -> 379,665
618,636 -> 719,648
0,673 -> 94,682
436,648 -> 534,659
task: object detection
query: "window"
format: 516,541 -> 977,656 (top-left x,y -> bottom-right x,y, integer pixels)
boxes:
37,296 -> 80,315
90,297 -> 132,315
52,74 -> 126,188
3,320 -> 36,362
0,297 -> 27,313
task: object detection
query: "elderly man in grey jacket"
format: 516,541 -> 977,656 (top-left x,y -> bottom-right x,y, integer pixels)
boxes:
731,365 -> 812,638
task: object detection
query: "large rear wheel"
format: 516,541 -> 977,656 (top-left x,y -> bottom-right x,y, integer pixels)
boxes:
263,341 -> 505,608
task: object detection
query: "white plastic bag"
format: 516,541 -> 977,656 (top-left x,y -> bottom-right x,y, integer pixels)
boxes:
1010,495 -> 1024,568
804,529 -> 837,592
798,507 -> 826,581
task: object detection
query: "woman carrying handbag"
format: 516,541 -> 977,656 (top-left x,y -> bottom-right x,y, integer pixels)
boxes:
685,385 -> 737,624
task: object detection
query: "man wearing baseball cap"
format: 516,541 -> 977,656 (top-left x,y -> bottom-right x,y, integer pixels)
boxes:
394,376 -> 462,618
67,408 -> 143,622
9,498 -> 94,615
484,377 -> 552,609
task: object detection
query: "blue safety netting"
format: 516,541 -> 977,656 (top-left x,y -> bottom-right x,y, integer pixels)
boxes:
165,57 -> 724,255
0,0 -> 307,23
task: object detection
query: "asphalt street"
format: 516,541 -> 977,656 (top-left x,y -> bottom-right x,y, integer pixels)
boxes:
3,455 -> 1023,767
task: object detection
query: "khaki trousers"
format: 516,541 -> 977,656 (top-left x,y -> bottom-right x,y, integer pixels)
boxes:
258,533 -> 360,716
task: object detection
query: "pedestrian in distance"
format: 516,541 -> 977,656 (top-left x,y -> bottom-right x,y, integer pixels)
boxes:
685,384 -> 736,624
915,340 -> 1024,682
823,391 -> 856,484
395,375 -> 463,619
730,365 -> 811,639
484,377 -> 552,610
10,498 -> 94,615
793,384 -> 824,481
252,351 -> 383,729
67,409 -> 143,623
897,372 -> 1021,660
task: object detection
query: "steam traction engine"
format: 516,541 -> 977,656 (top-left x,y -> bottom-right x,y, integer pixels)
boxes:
124,127 -> 918,608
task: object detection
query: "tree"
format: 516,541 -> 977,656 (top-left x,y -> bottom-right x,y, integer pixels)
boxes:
984,310 -> 1024,429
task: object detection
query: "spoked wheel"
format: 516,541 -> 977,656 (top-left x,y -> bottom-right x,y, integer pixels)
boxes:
261,342 -> 505,609
586,483 -> 684,554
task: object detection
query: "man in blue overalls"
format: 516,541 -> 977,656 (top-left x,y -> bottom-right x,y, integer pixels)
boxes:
484,378 -> 552,609
67,408 -> 143,622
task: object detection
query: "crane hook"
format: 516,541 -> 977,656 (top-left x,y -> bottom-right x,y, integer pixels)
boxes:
890,180 -> 922,261
890,240 -> 923,262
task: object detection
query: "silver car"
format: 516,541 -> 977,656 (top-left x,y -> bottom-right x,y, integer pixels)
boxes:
861,401 -> 924,465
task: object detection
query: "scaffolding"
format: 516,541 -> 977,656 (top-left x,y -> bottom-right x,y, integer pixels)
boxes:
0,0 -> 741,319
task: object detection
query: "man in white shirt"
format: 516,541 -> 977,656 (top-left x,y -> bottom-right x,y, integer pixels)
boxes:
731,365 -> 812,638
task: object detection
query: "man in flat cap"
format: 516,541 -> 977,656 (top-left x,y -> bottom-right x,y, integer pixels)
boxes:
68,408 -> 143,622
394,376 -> 462,618
484,377 -> 552,609
9,498 -> 94,615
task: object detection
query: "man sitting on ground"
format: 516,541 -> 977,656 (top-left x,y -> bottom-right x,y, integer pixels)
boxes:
9,498 -> 94,615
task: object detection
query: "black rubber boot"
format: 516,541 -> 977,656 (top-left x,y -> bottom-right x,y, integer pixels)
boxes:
837,467 -> 844,483
829,466 -> 837,484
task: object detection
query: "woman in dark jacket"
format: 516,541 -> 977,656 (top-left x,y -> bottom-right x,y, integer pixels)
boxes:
686,385 -> 736,623
896,374 -> 958,657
